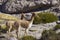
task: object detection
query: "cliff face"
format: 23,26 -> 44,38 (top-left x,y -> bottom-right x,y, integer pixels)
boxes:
0,0 -> 58,13
0,0 -> 7,5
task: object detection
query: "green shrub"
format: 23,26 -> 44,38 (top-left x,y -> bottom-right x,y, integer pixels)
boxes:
0,24 -> 7,33
33,12 -> 58,24
1,24 -> 7,29
33,13 -> 43,24
56,32 -> 60,40
21,36 -> 36,40
42,13 -> 58,23
40,30 -> 57,40
54,24 -> 60,30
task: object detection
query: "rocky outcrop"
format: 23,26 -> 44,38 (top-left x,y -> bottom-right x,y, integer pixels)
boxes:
0,0 -> 7,5
0,0 -> 58,13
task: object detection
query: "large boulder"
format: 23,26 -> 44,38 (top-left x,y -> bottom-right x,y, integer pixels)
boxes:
0,0 -> 58,13
0,0 -> 7,5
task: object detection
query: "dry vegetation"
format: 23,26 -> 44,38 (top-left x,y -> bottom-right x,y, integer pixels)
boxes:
0,13 -> 19,21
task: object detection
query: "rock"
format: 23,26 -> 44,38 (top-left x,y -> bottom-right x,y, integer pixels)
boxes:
0,0 -> 7,5
52,0 -> 58,5
29,2 -> 36,7
0,0 -> 58,13
56,29 -> 60,34
8,37 -> 18,40
0,38 -> 7,40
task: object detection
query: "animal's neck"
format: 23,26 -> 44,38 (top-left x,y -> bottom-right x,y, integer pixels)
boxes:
23,16 -> 34,24
29,16 -> 34,21
27,17 -> 34,29
21,14 -> 24,20
29,17 -> 34,24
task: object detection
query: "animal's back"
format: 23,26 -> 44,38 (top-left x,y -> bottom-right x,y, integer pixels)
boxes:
20,20 -> 29,28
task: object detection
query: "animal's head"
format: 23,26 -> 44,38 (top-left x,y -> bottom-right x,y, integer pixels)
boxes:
22,13 -> 35,21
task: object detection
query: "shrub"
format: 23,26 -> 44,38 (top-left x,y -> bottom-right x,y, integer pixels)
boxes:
56,32 -> 60,40
40,30 -> 57,40
33,12 -> 58,24
33,13 -> 43,24
0,24 -> 7,33
42,12 -> 58,23
21,36 -> 36,40
1,24 -> 7,29
54,24 -> 60,30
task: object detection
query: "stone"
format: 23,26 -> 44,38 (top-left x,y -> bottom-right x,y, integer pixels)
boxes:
0,0 -> 58,13
8,37 -> 18,40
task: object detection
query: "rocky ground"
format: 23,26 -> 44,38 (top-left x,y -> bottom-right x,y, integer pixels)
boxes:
0,0 -> 60,40
0,22 -> 57,40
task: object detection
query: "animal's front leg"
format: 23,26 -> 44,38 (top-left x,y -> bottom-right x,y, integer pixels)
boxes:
25,23 -> 33,35
9,25 -> 12,33
16,30 -> 18,39
24,28 -> 29,36
26,28 -> 29,35
7,25 -> 12,39
24,26 -> 32,35
7,26 -> 12,36
18,26 -> 21,38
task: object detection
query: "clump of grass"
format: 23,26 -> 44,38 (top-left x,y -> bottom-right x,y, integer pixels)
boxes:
21,36 -> 36,40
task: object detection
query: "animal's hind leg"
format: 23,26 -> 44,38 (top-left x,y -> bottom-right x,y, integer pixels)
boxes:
16,26 -> 21,39
18,26 -> 21,38
16,29 -> 18,39
7,25 -> 12,39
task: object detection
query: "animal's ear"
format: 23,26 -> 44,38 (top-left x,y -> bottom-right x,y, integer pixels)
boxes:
32,12 -> 35,16
32,12 -> 40,18
21,13 -> 24,19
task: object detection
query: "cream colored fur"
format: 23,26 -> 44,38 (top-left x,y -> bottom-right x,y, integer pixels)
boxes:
6,13 -> 35,39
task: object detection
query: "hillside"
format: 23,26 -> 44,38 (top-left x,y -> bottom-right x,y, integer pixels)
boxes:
0,0 -> 59,13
